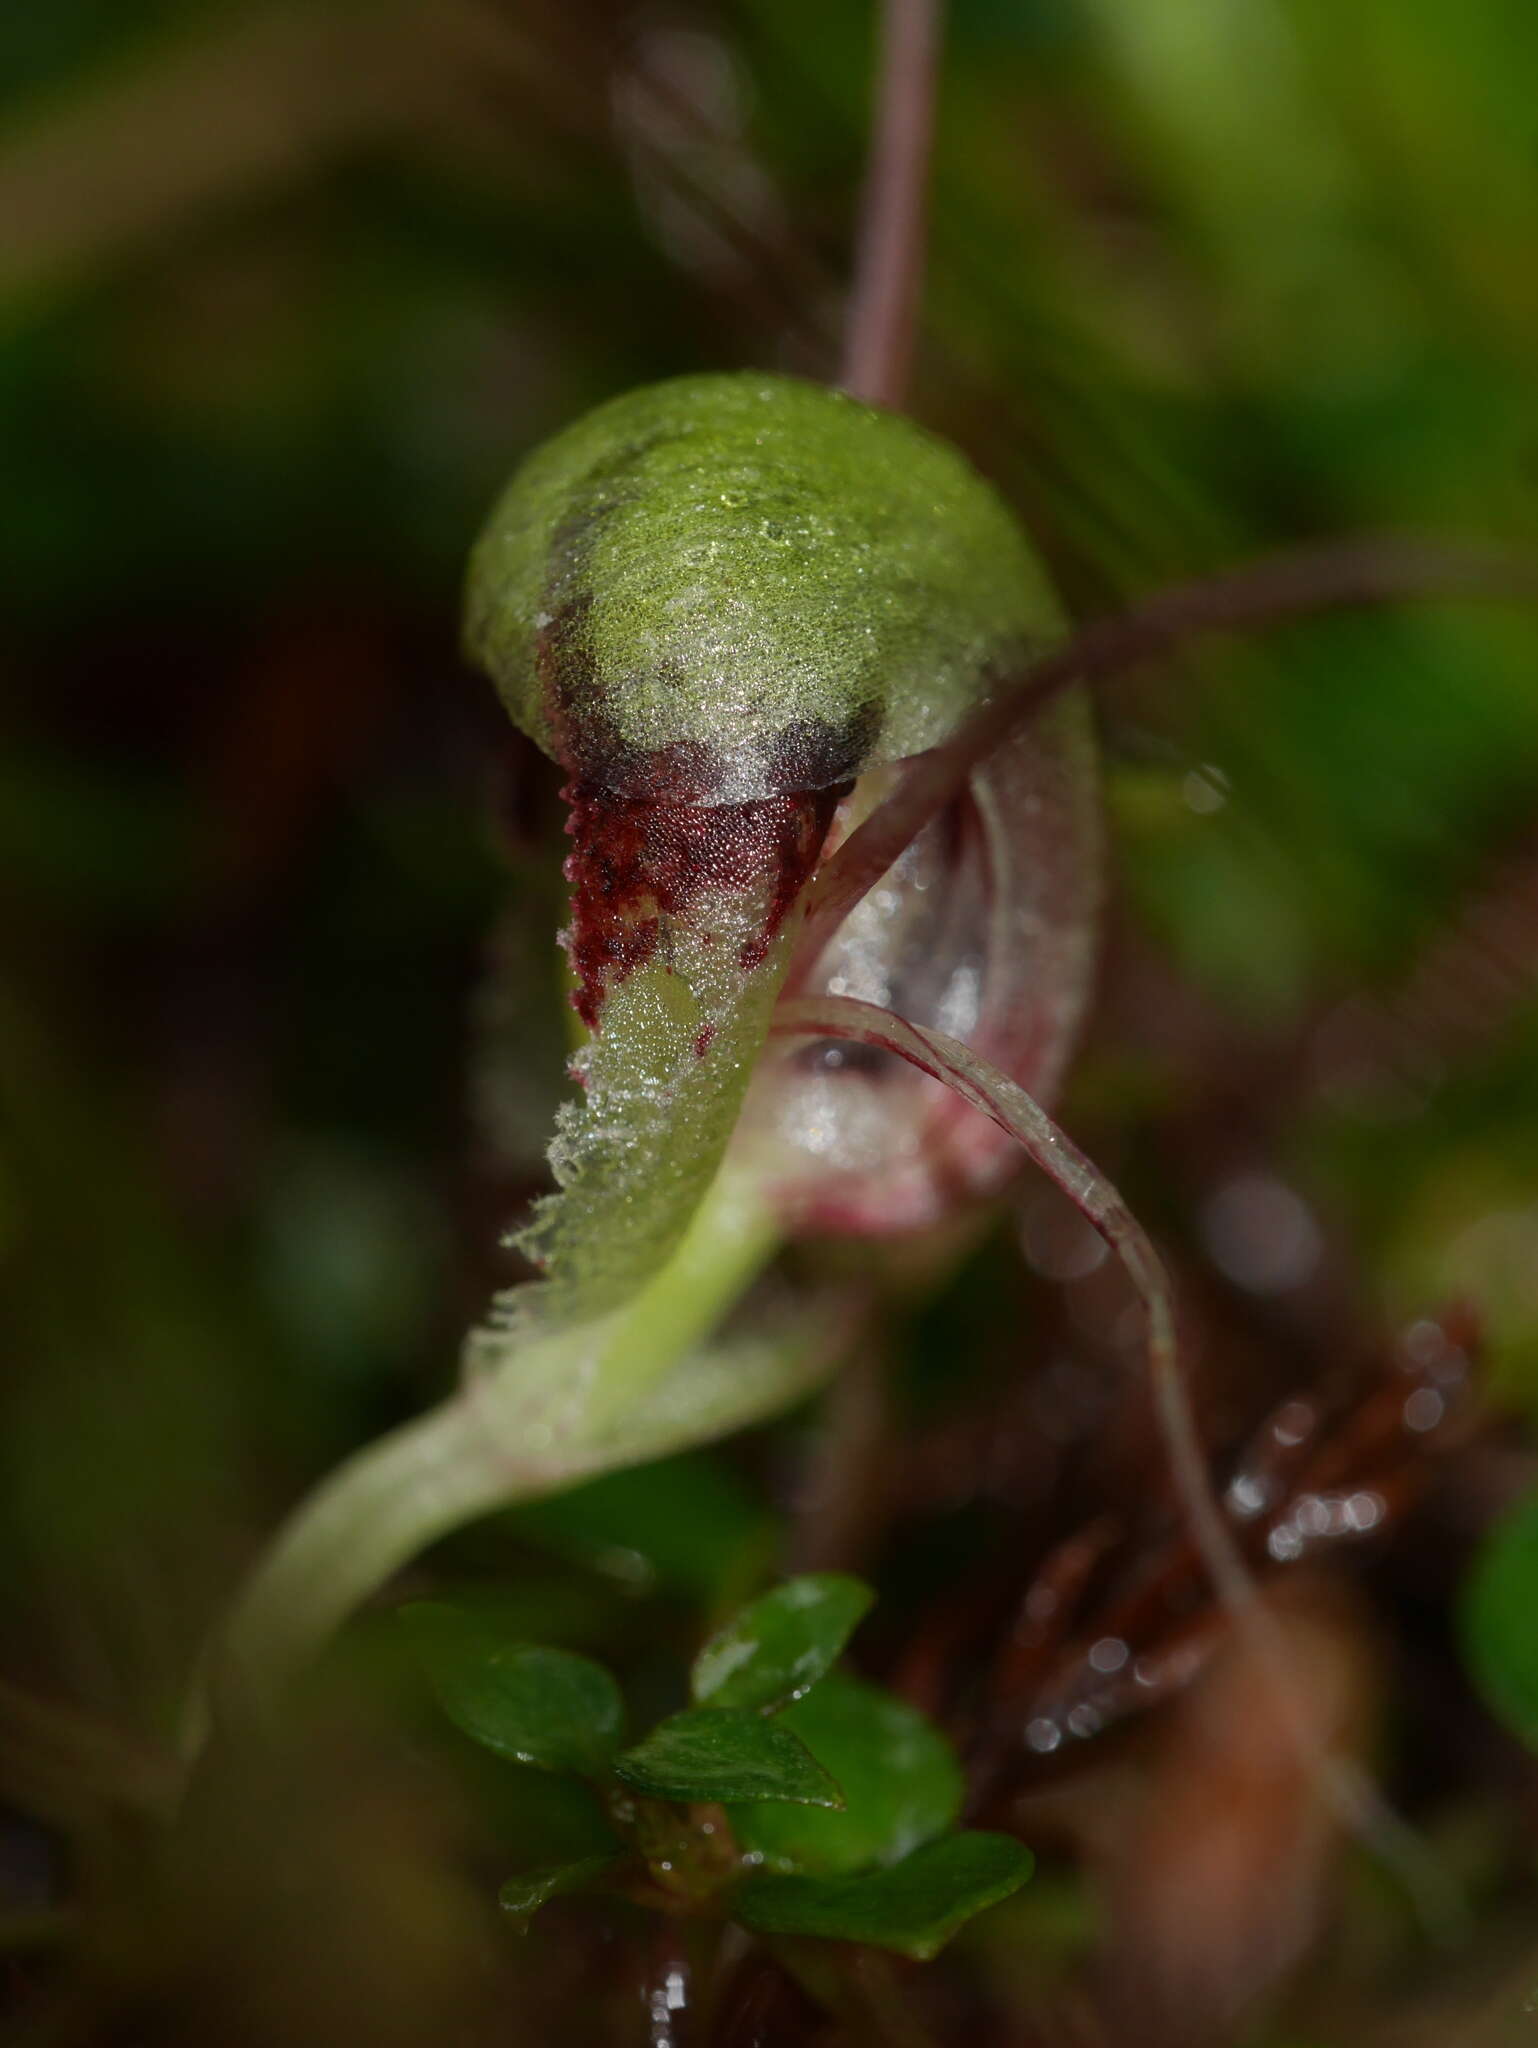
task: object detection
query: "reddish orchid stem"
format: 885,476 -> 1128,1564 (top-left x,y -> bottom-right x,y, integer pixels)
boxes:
791,534 -> 1538,992
770,993 -> 1468,1940
841,0 -> 944,408
773,994 -> 1239,1616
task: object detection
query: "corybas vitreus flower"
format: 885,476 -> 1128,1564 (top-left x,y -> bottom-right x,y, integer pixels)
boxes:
463,371 -> 1097,1339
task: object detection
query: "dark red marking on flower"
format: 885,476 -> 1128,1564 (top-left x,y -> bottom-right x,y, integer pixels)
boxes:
562,780 -> 844,1037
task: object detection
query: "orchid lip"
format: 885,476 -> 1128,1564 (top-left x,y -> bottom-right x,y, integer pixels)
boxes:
753,689 -> 1101,1238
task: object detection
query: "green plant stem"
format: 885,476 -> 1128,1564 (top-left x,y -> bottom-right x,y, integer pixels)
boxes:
582,1161 -> 781,1429
206,1163 -> 782,1728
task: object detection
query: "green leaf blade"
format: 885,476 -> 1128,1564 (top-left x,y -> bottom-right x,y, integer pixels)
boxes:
691,1573 -> 874,1714
402,1603 -> 624,1778
614,1708 -> 843,1807
731,1671 -> 962,1874
733,1832 -> 1034,1959
1463,1487 -> 1538,1749
498,1855 -> 623,1931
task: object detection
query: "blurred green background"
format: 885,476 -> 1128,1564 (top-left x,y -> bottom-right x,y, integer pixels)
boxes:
4,2 -> 1538,2041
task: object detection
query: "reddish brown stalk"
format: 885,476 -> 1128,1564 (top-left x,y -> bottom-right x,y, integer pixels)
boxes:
773,993 -> 1241,1627
771,993 -> 1468,1940
791,535 -> 1538,990
841,0 -> 944,408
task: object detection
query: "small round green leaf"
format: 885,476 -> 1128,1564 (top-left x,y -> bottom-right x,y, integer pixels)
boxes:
731,1671 -> 962,1874
691,1573 -> 875,1714
614,1708 -> 843,1807
733,1832 -> 1033,1959
1463,1487 -> 1538,1749
498,1855 -> 623,1931
402,1603 -> 623,1777
509,1454 -> 772,1600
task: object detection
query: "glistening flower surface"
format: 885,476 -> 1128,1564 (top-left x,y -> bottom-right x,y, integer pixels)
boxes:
462,374 -> 1084,1362
754,694 -> 1099,1235
464,372 -> 1063,804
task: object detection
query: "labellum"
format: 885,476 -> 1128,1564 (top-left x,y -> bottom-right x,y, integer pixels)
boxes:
751,693 -> 1099,1235
463,370 -> 1084,1342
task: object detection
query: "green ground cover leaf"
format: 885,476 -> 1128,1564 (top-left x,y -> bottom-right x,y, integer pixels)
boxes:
1463,1486 -> 1538,1750
614,1708 -> 842,1807
403,1603 -> 623,1777
691,1573 -> 874,1713
498,1855 -> 623,1930
732,1671 -> 962,1874
733,1832 -> 1033,1958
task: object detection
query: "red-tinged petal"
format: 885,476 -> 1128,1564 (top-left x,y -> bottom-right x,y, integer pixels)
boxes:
753,692 -> 1099,1235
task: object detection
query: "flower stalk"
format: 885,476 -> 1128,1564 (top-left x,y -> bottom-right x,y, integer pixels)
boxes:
209,1158 -> 789,1721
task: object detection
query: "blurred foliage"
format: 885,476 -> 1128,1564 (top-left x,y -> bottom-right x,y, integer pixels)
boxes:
1464,1488 -> 1538,1755
4,0 -> 1538,2042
